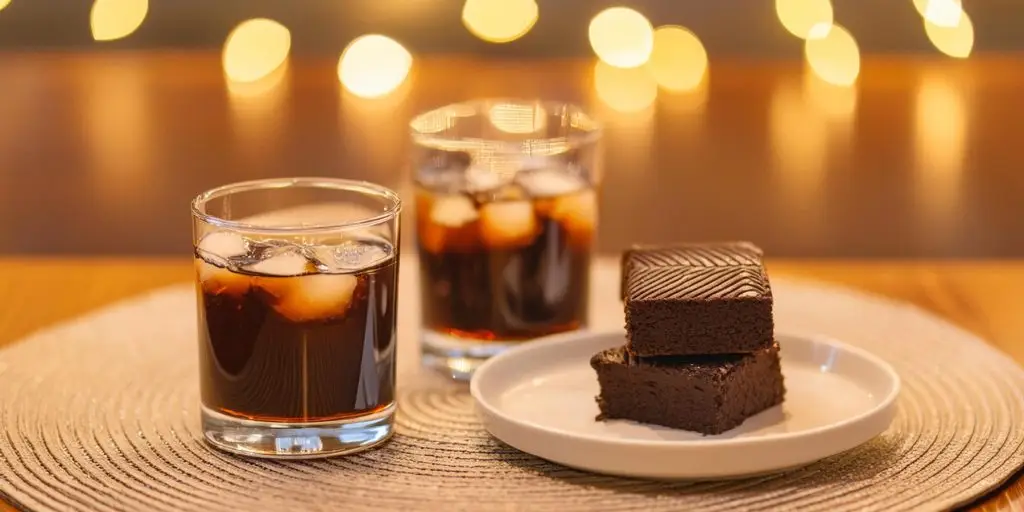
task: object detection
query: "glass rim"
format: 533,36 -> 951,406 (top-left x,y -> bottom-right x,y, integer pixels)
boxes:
191,177 -> 402,234
408,98 -> 602,149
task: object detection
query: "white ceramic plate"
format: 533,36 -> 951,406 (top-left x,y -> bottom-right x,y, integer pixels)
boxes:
470,330 -> 900,480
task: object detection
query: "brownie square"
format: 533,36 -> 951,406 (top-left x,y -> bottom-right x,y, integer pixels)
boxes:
619,242 -> 764,299
624,241 -> 765,270
623,245 -> 774,356
591,343 -> 785,435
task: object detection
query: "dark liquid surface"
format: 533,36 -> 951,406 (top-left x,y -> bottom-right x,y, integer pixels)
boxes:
418,214 -> 590,341
197,255 -> 398,422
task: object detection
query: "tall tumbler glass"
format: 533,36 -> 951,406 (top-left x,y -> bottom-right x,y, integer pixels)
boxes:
409,99 -> 602,379
191,178 -> 401,458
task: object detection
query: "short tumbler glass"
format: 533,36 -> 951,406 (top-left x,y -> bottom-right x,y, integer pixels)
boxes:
410,99 -> 602,379
191,178 -> 401,458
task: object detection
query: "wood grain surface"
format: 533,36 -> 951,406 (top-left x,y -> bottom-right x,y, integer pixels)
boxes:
0,258 -> 1020,511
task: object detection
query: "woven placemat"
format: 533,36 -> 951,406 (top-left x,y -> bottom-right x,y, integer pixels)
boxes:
1,258 -> 1023,512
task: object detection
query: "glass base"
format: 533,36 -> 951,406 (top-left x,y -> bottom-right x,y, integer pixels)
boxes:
201,403 -> 395,459
420,330 -> 526,381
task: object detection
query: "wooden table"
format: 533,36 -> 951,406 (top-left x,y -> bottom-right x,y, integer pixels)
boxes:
0,258 -> 1021,510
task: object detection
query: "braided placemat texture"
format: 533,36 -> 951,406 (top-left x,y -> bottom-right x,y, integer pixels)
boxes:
1,258 -> 1023,512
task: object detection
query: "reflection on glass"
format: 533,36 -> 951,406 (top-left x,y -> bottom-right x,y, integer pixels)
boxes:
338,35 -> 413,98
488,102 -> 547,134
593,60 -> 657,113
588,7 -> 654,69
648,26 -> 707,93
924,10 -> 974,58
222,18 -> 291,83
775,0 -> 833,40
804,24 -> 860,86
914,75 -> 966,231
90,0 -> 148,41
462,0 -> 538,43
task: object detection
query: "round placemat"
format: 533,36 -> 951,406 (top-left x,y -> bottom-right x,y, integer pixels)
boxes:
1,258 -> 1022,512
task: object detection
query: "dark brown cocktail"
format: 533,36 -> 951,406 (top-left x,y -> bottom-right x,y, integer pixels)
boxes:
191,178 -> 401,458
416,180 -> 594,341
410,100 -> 602,379
196,236 -> 397,422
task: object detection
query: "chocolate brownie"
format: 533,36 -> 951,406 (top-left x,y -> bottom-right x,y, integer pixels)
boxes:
622,243 -> 774,356
591,343 -> 785,435
619,242 -> 764,299
624,241 -> 764,270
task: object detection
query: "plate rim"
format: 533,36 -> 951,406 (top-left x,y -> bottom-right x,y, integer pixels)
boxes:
470,328 -> 901,448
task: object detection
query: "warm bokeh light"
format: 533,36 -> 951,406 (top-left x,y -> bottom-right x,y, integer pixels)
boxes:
914,75 -> 966,231
924,10 -> 974,58
227,61 -> 289,97
804,24 -> 860,86
804,70 -> 857,121
647,26 -> 707,92
593,60 -> 657,113
338,35 -> 413,98
339,82 -> 411,193
0,0 -> 11,12
90,0 -> 148,41
769,78 -> 839,237
770,80 -> 827,181
915,77 -> 965,174
913,0 -> 963,28
660,77 -> 709,119
588,7 -> 654,69
461,0 -> 538,43
82,60 -> 152,207
222,19 -> 291,83
775,0 -> 833,40
226,61 -> 290,176
488,102 -> 547,134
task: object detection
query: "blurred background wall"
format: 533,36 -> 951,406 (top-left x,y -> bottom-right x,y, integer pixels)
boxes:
0,0 -> 1019,258
0,0 -> 1018,56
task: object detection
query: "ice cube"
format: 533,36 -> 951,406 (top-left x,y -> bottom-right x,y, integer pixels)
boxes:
247,251 -> 310,277
516,168 -> 587,198
429,194 -> 479,228
196,231 -> 248,263
465,165 -> 514,194
417,166 -> 468,194
260,273 -> 359,323
550,190 -> 597,245
196,259 -> 251,297
419,221 -> 481,254
418,193 -> 483,254
479,200 -> 538,249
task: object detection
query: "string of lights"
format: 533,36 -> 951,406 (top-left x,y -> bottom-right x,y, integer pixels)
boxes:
0,1 -> 976,98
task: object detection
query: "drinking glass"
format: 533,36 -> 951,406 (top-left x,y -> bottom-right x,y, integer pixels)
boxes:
191,177 -> 401,458
409,99 -> 602,379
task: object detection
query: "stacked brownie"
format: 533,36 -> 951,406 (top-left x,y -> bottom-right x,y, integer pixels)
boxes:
592,242 -> 786,435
